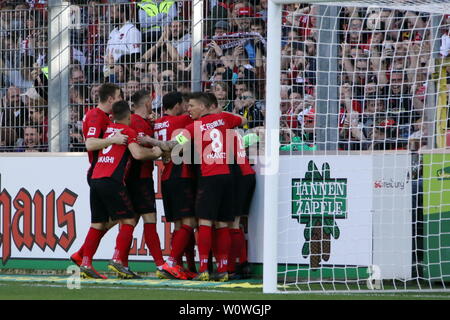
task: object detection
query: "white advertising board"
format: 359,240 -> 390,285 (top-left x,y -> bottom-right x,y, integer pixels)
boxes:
248,154 -> 412,279
0,154 -> 170,264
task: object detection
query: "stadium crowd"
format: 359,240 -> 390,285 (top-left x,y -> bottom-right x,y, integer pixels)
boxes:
0,1 -> 449,152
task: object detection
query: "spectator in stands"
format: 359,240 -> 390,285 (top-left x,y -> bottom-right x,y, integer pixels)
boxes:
297,105 -> 316,144
124,77 -> 141,103
141,17 -> 191,67
69,105 -> 85,152
233,80 -> 249,101
86,20 -> 108,83
213,20 -> 230,37
233,89 -> 264,129
70,66 -> 87,85
0,127 -> 16,151
229,1 -> 251,33
167,18 -> 191,59
212,81 -> 233,112
108,64 -> 128,84
133,61 -> 148,80
103,2 -> 141,81
90,84 -> 101,105
137,0 -> 177,51
0,86 -> 28,143
16,125 -> 45,152
28,101 -> 48,144
207,1 -> 230,36
257,0 -> 267,21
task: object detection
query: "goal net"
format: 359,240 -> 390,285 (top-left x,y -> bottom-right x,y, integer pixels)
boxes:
261,0 -> 450,293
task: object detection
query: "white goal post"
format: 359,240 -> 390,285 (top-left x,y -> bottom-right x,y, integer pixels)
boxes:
263,0 -> 450,293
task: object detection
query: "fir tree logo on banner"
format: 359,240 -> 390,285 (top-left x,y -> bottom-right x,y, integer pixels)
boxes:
291,161 -> 348,268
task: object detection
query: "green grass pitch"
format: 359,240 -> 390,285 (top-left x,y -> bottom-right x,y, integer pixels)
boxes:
0,275 -> 449,300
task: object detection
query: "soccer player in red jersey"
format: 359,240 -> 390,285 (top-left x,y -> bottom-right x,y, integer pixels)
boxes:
227,127 -> 256,280
151,92 -> 197,280
207,92 -> 256,279
126,90 -> 165,278
176,92 -> 247,282
70,83 -> 128,278
82,100 -> 162,279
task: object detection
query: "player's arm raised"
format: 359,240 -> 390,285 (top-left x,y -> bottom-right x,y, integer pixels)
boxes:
137,135 -> 178,152
85,129 -> 128,152
128,143 -> 163,161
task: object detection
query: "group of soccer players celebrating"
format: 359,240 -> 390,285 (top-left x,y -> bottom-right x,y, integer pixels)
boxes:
69,83 -> 256,282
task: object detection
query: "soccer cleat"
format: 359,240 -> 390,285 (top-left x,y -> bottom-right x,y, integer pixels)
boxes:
118,267 -> 142,280
108,260 -> 138,279
160,263 -> 188,280
183,270 -> 198,280
192,271 -> 210,281
80,265 -> 108,280
70,252 -> 83,267
155,269 -> 171,279
210,272 -> 229,282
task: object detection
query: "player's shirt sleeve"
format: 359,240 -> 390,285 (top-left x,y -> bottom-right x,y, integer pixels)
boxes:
223,112 -> 244,129
126,128 -> 138,145
83,112 -> 106,140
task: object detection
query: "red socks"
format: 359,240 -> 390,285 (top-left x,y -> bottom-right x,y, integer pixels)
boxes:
168,225 -> 193,267
81,227 -> 106,267
144,223 -> 165,267
215,227 -> 231,273
184,230 -> 197,272
228,228 -> 242,273
198,225 -> 212,273
113,224 -> 134,264
238,228 -> 248,264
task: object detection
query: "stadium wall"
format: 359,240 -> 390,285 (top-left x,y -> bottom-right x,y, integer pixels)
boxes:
0,153 -> 412,279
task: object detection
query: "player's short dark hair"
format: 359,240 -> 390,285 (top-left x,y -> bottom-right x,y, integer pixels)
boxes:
131,89 -> 151,106
205,92 -> 218,108
163,91 -> 183,110
99,83 -> 120,103
112,100 -> 130,121
188,92 -> 214,109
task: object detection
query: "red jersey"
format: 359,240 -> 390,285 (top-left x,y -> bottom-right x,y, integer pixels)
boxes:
233,130 -> 256,176
128,113 -> 154,180
82,107 -> 111,178
184,112 -> 242,177
91,123 -> 138,184
154,114 -> 193,181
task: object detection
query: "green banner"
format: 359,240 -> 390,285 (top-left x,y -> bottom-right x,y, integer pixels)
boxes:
423,153 -> 450,281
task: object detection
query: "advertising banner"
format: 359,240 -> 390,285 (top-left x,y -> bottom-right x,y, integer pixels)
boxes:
248,154 -> 412,279
0,155 -> 170,265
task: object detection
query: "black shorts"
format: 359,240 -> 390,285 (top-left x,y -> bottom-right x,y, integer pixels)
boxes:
127,178 -> 156,214
195,174 -> 235,222
235,173 -> 256,217
162,178 -> 195,222
90,178 -> 136,223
